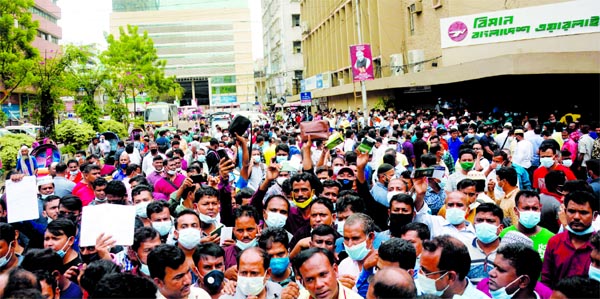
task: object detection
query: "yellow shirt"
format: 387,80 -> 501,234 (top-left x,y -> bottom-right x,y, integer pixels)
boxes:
497,187 -> 520,226
264,144 -> 276,166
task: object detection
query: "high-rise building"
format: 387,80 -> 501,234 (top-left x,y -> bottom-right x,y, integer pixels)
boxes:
261,0 -> 304,107
110,0 -> 255,110
32,0 -> 62,55
298,0 -> 599,115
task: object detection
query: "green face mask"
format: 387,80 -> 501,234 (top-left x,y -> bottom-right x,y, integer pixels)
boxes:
460,161 -> 474,171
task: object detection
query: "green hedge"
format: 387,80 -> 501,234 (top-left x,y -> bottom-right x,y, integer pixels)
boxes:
0,134 -> 35,172
54,120 -> 96,154
99,119 -> 128,139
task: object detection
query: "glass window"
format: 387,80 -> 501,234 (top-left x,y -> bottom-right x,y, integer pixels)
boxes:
292,14 -> 301,27
293,41 -> 302,54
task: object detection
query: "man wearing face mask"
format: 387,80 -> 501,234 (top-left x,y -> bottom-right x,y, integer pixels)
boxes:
174,209 -> 203,276
37,176 -> 55,201
224,206 -> 261,272
154,157 -> 187,201
486,243 -> 543,299
0,224 -> 20,275
417,235 -> 489,298
191,243 -> 236,299
258,227 -> 295,287
220,247 -> 282,299
261,195 -> 291,240
445,149 -> 476,193
466,203 -> 504,284
132,185 -> 155,227
542,190 -> 598,289
142,142 -> 160,176
589,233 -> 600,283
338,213 -> 377,291
500,190 -> 554,261
65,159 -> 82,183
43,218 -> 82,272
370,163 -> 395,208
193,187 -> 223,244
112,152 -> 130,182
274,143 -> 290,164
336,166 -> 357,192
533,143 -> 576,193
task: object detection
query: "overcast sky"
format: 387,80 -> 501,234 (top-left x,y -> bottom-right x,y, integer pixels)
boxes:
56,0 -> 263,59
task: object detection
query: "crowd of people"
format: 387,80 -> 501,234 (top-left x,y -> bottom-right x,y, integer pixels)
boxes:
0,105 -> 598,299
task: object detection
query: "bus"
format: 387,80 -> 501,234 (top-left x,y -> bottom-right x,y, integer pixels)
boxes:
144,102 -> 179,128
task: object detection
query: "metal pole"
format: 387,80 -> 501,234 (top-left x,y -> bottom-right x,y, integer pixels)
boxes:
354,0 -> 368,114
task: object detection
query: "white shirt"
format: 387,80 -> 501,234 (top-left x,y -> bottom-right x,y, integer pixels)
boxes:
415,202 -> 476,247
578,133 -> 594,167
512,139 -> 533,169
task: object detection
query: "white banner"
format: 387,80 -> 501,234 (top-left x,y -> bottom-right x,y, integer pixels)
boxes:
440,0 -> 600,48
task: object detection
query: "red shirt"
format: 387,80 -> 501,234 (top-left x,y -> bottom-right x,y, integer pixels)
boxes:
72,182 -> 95,206
532,164 -> 577,192
66,172 -> 83,184
541,231 -> 594,289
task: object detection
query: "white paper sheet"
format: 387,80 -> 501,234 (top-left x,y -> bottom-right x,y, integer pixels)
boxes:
6,176 -> 40,223
79,204 -> 136,247
220,227 -> 233,246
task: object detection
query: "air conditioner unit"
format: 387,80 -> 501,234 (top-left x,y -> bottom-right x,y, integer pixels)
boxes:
409,1 -> 423,13
389,54 -> 404,76
407,49 -> 425,73
301,21 -> 310,34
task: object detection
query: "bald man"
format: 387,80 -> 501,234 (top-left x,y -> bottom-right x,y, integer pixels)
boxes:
413,184 -> 476,246
366,267 -> 416,299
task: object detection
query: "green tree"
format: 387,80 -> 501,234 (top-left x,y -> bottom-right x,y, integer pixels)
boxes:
0,0 -> 39,121
100,25 -> 182,121
54,119 -> 95,154
62,44 -> 106,130
30,47 -> 83,137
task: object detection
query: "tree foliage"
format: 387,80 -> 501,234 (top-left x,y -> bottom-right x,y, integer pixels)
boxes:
54,120 -> 96,153
100,25 -> 183,112
0,133 -> 34,171
98,119 -> 127,139
0,0 -> 39,104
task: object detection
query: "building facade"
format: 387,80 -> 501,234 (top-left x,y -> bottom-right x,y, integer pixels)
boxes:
298,0 -> 599,118
110,0 -> 255,110
32,0 -> 62,55
261,0 -> 304,107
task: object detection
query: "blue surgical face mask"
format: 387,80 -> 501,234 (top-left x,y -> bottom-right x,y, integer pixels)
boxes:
540,157 -> 554,168
417,272 -> 449,296
264,212 -> 287,228
0,242 -> 13,268
198,155 -> 206,163
276,156 -> 287,163
589,264 -> 600,282
344,240 -> 370,261
56,237 -> 72,258
236,238 -> 258,251
445,208 -> 466,225
152,221 -> 172,237
518,211 -> 540,229
489,275 -> 523,299
475,222 -> 499,244
566,224 -> 595,236
269,256 -> 290,276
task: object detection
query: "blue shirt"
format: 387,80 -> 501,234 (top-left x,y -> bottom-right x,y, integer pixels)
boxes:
16,156 -> 38,175
370,182 -> 389,207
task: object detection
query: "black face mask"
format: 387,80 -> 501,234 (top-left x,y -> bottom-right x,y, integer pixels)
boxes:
81,253 -> 99,264
203,270 -> 225,295
150,149 -> 158,155
337,179 -> 354,191
389,213 -> 414,237
58,214 -> 79,225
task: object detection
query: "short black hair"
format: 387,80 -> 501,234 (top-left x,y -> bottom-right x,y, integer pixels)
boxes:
131,184 -> 153,198
20,248 -> 64,274
132,226 -> 160,252
423,235 -> 470,280
321,179 -> 341,190
55,162 -> 67,173
497,243 -> 543,289
0,223 -> 16,244
192,242 -> 225,265
235,187 -> 254,205
292,248 -> 335,279
258,227 -> 290,251
514,190 -> 540,207
311,224 -> 337,239
336,194 -> 366,214
194,186 -> 219,203
496,166 -> 518,186
233,205 -> 260,224
289,172 -> 322,195
79,259 -> 121,294
46,218 -> 76,238
91,273 -> 157,299
264,195 -> 290,212
554,276 -> 600,299
147,244 -> 187,281
309,197 -> 334,215
564,190 -> 599,213
92,177 -> 108,189
378,238 -> 416,270
129,175 -> 151,189
147,201 -> 170,220
59,195 -> 82,212
475,203 -> 504,223
174,209 -> 200,229
389,193 -> 415,210
105,180 -> 127,197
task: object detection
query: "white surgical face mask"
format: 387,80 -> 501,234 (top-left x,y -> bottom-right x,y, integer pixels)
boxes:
562,159 -> 573,167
